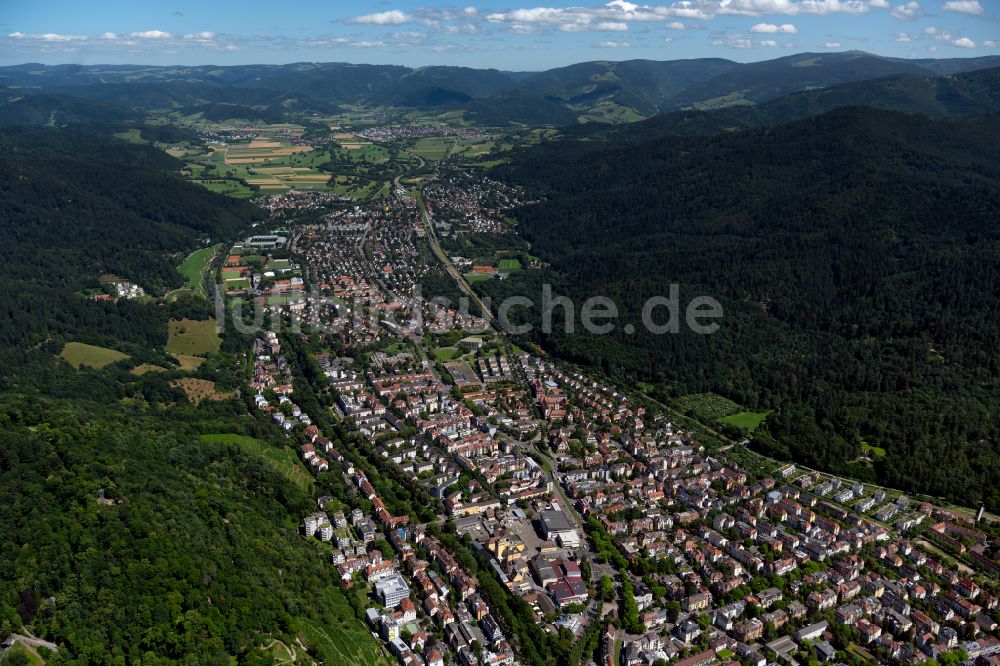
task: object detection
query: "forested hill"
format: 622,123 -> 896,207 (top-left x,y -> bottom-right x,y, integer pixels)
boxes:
487,107 -> 1000,511
0,396 -> 389,665
5,53 -> 1000,125
0,125 -> 260,376
548,66 -> 1000,145
0,120 -> 391,664
621,65 -> 1000,139
0,125 -> 257,293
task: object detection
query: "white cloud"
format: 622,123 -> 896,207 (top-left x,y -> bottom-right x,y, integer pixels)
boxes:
441,23 -> 480,34
479,0 -> 898,36
713,35 -> 753,48
297,36 -> 388,48
596,40 -> 630,47
824,40 -> 841,47
346,9 -> 412,25
985,40 -> 997,47
925,26 -> 953,41
890,1 -> 921,19
952,36 -> 976,47
760,39 -> 779,45
718,0 -> 880,16
596,20 -> 629,29
942,0 -> 983,14
8,31 -> 86,42
750,22 -> 797,33
129,30 -> 172,39
894,32 -> 913,41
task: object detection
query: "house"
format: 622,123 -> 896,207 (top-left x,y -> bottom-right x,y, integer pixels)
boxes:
795,621 -> 828,643
766,636 -> 797,660
674,620 -> 701,644
814,640 -> 837,662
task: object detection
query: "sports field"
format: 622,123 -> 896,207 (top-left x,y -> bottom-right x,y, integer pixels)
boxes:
498,258 -> 522,272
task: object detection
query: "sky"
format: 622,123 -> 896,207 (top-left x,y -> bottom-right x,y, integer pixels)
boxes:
2,0 -> 998,70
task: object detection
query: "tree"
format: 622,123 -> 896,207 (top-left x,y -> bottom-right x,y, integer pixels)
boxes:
600,576 -> 615,603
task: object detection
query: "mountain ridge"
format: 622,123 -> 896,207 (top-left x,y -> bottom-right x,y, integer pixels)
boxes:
5,52 -> 1000,125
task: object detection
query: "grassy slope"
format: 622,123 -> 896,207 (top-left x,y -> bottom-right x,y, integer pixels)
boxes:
58,342 -> 130,369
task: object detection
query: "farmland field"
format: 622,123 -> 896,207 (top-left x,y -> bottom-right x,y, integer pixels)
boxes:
191,179 -> 255,198
166,318 -> 221,356
185,131 -> 336,194
59,342 -> 130,369
408,137 -> 453,160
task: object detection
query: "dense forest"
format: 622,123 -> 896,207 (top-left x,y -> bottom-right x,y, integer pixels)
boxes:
0,126 -> 259,293
487,107 -> 1000,511
0,125 -> 261,379
0,395 -> 387,665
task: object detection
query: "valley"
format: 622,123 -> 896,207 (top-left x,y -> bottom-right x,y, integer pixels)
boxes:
3,48 -> 1000,666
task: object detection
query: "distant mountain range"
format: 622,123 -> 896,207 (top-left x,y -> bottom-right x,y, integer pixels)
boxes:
568,64 -> 1000,143
4,52 -> 1000,125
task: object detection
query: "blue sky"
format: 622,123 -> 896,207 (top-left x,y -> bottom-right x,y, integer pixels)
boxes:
2,0 -> 997,69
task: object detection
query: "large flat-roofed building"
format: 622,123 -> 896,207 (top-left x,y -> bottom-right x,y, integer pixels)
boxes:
538,510 -> 581,548
244,234 -> 287,250
375,574 -> 411,608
